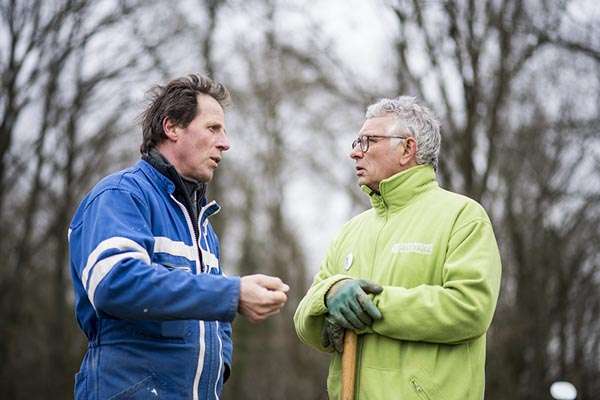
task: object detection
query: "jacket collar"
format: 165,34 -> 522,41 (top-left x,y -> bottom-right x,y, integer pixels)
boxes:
138,158 -> 176,194
141,149 -> 206,196
362,164 -> 438,214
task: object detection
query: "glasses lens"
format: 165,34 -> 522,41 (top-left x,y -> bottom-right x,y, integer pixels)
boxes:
352,138 -> 359,150
360,136 -> 369,152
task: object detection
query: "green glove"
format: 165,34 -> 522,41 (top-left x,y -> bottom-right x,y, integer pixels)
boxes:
325,279 -> 383,330
321,316 -> 345,353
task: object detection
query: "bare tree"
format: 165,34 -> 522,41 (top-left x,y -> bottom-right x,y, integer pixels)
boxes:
488,101 -> 600,399
2,1 -> 598,399
380,1 -> 600,398
219,4 -> 330,398
0,0 -> 157,397
231,1 -> 600,398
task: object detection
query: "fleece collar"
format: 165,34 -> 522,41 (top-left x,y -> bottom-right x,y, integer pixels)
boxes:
362,164 -> 438,214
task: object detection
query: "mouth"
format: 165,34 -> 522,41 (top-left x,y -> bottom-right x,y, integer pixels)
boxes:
210,156 -> 221,166
355,166 -> 365,176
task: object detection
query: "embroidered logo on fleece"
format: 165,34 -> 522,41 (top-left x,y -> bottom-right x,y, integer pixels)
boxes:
391,242 -> 433,255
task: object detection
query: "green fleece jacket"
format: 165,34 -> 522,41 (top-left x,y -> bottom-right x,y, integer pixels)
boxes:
294,165 -> 502,400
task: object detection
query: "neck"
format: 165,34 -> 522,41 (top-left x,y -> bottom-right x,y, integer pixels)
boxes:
370,161 -> 419,193
155,144 -> 182,174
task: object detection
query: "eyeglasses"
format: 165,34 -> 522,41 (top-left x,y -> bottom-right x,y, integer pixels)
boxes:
351,135 -> 408,153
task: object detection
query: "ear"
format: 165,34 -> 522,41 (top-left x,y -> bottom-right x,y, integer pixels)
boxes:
162,117 -> 179,142
399,137 -> 417,165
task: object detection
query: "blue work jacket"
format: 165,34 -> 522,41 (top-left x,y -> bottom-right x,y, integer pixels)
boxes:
69,159 -> 240,400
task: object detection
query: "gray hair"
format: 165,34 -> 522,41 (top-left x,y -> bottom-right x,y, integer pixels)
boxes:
366,96 -> 441,169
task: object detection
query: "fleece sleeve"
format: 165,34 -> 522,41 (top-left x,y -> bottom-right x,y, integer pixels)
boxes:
371,219 -> 502,343
70,188 -> 240,322
293,234 -> 350,352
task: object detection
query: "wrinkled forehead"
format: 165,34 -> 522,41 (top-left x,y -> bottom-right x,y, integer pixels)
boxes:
359,114 -> 397,135
196,94 -> 225,120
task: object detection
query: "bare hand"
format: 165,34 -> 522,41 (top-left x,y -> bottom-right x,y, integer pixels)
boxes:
239,274 -> 289,323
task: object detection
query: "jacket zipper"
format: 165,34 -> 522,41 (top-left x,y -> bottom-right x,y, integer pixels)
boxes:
369,205 -> 389,282
198,201 -> 224,399
171,195 -> 206,400
355,203 -> 389,400
214,321 -> 223,399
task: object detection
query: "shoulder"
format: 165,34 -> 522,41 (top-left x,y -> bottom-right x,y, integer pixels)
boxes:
430,188 -> 494,234
71,163 -> 151,225
410,186 -> 493,234
86,160 -> 171,209
332,208 -> 376,243
91,163 -> 148,197
344,207 -> 375,228
435,187 -> 488,217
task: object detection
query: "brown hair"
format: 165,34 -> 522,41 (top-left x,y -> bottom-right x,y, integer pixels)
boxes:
139,74 -> 230,154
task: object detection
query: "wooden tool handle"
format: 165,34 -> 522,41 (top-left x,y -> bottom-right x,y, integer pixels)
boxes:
341,330 -> 358,400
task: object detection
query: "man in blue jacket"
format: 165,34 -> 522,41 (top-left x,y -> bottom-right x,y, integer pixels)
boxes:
68,74 -> 289,400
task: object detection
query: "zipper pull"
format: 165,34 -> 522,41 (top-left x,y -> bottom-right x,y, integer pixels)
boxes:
411,378 -> 423,393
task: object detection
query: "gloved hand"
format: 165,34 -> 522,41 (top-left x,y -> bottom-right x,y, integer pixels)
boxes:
321,316 -> 345,353
325,279 -> 383,330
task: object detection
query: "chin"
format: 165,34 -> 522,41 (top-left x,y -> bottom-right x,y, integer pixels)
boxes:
189,171 -> 211,183
200,172 -> 214,183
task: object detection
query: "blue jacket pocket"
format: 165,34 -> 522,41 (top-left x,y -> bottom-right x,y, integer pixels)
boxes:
109,375 -> 158,400
161,320 -> 188,338
123,320 -> 187,341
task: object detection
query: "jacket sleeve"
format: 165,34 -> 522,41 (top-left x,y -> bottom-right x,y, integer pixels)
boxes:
70,188 -> 240,322
371,218 -> 502,344
293,235 -> 350,352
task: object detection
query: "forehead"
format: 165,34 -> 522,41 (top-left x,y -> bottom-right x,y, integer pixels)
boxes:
196,94 -> 225,121
359,114 -> 396,135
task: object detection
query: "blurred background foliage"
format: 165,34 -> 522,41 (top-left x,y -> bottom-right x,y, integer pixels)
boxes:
1,0 -> 599,399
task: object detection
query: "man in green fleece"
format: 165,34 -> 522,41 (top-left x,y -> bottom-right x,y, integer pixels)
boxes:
294,96 -> 501,400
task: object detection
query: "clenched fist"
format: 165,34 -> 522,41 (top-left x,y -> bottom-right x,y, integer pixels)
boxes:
238,274 -> 289,323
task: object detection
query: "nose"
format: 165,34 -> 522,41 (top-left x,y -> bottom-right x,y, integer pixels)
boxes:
217,131 -> 231,152
350,145 -> 363,160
